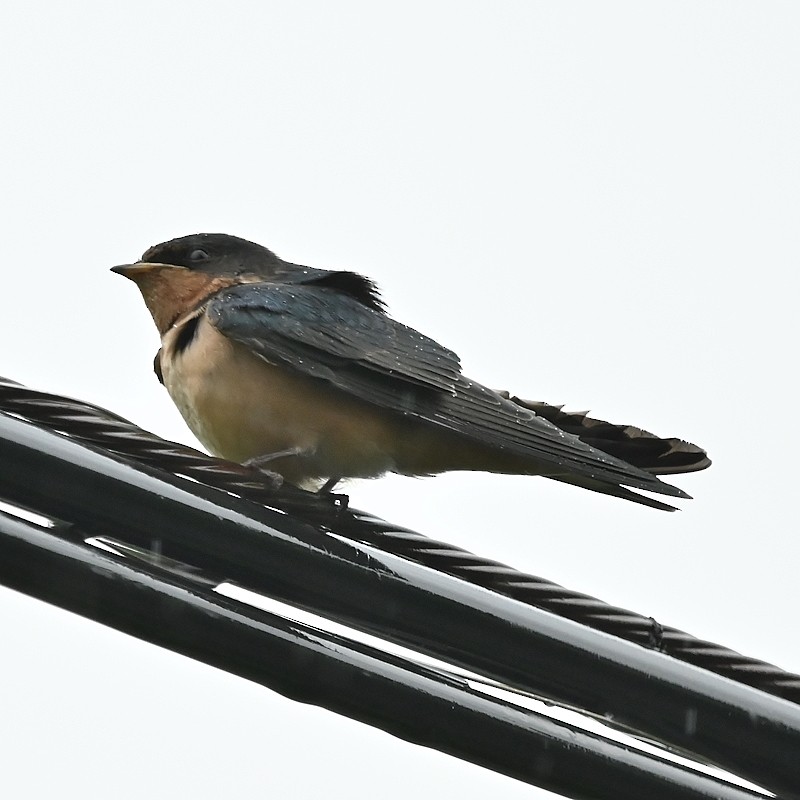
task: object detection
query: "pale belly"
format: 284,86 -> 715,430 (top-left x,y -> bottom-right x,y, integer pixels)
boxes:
160,316 -> 410,485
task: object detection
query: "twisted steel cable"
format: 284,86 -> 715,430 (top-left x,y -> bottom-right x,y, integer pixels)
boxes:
2,376 -> 798,703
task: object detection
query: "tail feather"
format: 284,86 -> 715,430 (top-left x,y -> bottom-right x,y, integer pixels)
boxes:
503,396 -> 711,476
553,474 -> 683,512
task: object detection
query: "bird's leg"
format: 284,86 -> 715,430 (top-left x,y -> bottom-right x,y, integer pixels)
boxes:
243,446 -> 308,469
319,476 -> 342,493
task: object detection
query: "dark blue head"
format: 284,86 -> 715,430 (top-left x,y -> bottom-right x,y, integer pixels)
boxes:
138,233 -> 283,278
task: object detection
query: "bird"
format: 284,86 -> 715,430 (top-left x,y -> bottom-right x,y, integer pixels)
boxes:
112,233 -> 710,510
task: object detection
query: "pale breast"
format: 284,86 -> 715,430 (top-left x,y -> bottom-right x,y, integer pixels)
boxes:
159,313 -> 410,483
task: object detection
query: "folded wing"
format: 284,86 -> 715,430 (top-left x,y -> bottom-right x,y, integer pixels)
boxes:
207,280 -> 706,508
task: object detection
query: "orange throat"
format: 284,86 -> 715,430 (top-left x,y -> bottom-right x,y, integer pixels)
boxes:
129,268 -> 240,335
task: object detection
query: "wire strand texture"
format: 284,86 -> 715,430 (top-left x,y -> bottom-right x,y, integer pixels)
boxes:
1,376 -> 797,704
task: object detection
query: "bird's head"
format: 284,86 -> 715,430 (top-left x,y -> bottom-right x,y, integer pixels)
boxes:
112,233 -> 281,333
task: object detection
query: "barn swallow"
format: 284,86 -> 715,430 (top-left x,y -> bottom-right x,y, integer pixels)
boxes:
112,233 -> 710,510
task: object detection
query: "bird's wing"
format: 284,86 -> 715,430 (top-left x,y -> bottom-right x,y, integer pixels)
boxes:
207,281 -> 690,503
207,281 -> 462,398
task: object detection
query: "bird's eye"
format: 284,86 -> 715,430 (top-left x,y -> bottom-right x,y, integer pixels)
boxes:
189,248 -> 209,262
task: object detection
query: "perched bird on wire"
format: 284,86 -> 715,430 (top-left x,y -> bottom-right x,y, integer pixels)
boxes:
112,233 -> 710,510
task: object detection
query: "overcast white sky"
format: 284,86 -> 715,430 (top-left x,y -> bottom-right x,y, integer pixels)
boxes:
1,2 -> 798,798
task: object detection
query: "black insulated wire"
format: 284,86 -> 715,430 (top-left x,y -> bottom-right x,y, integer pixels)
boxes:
1,380 -> 800,797
0,376 -> 797,703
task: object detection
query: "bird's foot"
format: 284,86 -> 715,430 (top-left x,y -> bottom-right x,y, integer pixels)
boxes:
241,447 -> 308,488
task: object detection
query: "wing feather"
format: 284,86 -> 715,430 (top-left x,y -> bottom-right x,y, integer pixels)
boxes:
208,282 -> 460,395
